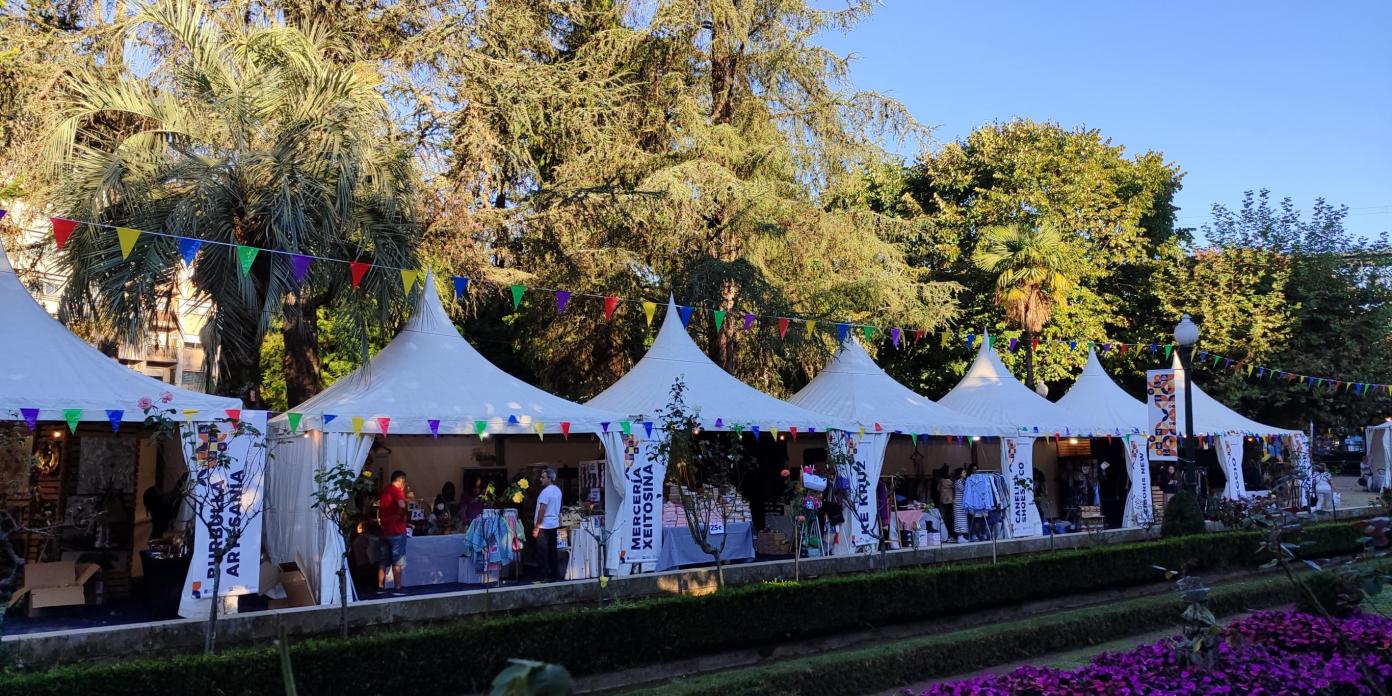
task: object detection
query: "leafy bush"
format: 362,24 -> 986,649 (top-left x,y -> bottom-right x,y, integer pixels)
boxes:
0,521 -> 1365,696
1161,490 -> 1205,537
1298,570 -> 1364,617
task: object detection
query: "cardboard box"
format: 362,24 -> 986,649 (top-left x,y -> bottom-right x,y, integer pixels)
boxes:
267,555 -> 315,609
8,561 -> 100,614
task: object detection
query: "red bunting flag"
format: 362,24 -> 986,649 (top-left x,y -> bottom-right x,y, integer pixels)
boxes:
603,295 -> 619,321
1032,337 -> 1040,351
777,317 -> 789,339
376,417 -> 391,436
1119,343 -> 1128,354
560,422 -> 571,440
224,408 -> 240,423
914,329 -> 925,343
51,217 -> 78,250
349,261 -> 370,289
788,426 -> 798,441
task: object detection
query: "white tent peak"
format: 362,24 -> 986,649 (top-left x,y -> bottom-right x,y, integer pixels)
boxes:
1056,347 -> 1145,434
936,336 -> 1095,435
0,236 -> 240,421
790,337 -> 1002,436
270,278 -> 618,435
587,298 -> 850,431
1164,351 -> 1295,435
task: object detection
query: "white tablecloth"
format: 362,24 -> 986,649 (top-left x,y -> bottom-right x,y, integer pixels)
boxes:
565,525 -> 602,580
400,534 -> 468,587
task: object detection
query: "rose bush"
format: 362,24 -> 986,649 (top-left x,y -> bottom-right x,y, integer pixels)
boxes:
922,611 -> 1392,695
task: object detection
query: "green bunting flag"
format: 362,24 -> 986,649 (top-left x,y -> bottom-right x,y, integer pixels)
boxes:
236,245 -> 259,276
510,284 -> 526,310
1164,344 -> 1174,359
287,412 -> 303,433
63,408 -> 82,433
713,310 -> 727,332
474,420 -> 487,436
862,325 -> 875,341
620,420 -> 632,436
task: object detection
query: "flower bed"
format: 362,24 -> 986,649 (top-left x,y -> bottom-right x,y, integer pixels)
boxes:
922,611 -> 1392,695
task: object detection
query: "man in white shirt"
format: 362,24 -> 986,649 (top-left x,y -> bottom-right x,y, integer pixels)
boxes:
532,468 -> 563,582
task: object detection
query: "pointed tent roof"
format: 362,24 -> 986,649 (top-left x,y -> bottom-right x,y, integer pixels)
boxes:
790,337 -> 1004,436
937,333 -> 1097,436
269,272 -> 617,435
1056,348 -> 1146,435
0,238 -> 240,422
1170,353 -> 1298,436
586,298 -> 853,432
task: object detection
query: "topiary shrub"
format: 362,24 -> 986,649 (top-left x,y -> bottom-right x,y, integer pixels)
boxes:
1161,490 -> 1205,537
1296,571 -> 1361,617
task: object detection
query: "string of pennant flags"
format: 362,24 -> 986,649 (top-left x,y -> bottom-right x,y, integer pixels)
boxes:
6,211 -> 1391,401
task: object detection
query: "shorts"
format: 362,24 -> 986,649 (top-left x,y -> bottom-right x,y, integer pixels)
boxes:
378,534 -> 408,568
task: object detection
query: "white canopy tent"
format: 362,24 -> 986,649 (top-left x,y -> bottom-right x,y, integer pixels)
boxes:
0,238 -> 240,422
268,272 -> 625,603
1056,348 -> 1153,526
936,335 -> 1108,538
1364,422 -> 1391,492
1168,353 -> 1304,500
938,335 -> 1098,437
790,336 -> 1004,437
588,299 -> 877,561
588,298 -> 854,432
1,237 -> 252,620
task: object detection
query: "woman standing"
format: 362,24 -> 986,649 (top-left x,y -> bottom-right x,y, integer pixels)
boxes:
952,467 -> 968,542
937,466 -> 955,536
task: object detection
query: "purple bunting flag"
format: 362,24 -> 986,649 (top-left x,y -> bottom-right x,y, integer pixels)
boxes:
742,313 -> 756,331
890,327 -> 902,347
1008,338 -> 1018,352
555,290 -> 571,314
20,408 -> 38,431
428,419 -> 440,438
600,421 -> 610,433
290,254 -> 313,284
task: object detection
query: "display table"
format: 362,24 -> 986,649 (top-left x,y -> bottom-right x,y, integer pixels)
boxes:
656,522 -> 755,571
400,533 -> 468,587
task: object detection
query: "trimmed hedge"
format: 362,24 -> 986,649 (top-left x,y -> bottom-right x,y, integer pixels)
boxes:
625,574 -> 1308,696
0,522 -> 1364,695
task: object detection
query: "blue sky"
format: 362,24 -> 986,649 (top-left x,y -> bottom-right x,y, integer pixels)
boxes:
814,1 -> 1392,238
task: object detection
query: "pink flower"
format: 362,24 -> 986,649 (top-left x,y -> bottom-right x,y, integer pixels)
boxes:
138,397 -> 154,411
780,469 -> 791,478
159,391 -> 174,404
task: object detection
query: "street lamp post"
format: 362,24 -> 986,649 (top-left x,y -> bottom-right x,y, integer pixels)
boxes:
1174,314 -> 1200,494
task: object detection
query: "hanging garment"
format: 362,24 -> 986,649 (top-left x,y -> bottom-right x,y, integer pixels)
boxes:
963,473 -> 999,515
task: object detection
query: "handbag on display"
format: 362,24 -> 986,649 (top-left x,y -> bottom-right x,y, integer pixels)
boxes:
802,472 -> 828,492
823,500 -> 846,525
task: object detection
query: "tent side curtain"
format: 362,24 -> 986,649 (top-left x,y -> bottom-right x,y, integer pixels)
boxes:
265,432 -> 321,596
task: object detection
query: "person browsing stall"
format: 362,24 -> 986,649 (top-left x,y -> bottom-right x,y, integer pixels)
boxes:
532,468 -> 563,583
378,470 -> 409,591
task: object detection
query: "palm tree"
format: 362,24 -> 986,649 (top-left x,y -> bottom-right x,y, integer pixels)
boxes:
973,222 -> 1076,388
41,0 -> 419,405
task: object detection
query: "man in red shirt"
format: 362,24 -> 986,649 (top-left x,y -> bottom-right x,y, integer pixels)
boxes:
378,470 -> 409,590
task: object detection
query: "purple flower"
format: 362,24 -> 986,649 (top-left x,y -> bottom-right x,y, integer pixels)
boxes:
138,396 -> 154,411
159,391 -> 174,403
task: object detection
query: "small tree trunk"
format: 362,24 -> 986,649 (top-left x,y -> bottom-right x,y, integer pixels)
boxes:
205,553 -> 223,654
1024,328 -> 1037,389
338,553 -> 349,640
714,554 -> 724,590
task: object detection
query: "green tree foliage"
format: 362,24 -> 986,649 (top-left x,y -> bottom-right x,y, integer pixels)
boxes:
1160,191 -> 1392,428
437,0 -> 958,399
972,222 -> 1078,387
38,0 -> 421,404
889,119 -> 1184,396
1161,490 -> 1205,537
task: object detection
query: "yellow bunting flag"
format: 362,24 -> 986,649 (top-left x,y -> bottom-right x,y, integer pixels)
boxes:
534,421 -> 545,440
181,409 -> 199,423
116,227 -> 141,259
771,427 -> 780,441
804,319 -> 815,336
400,269 -> 418,295
643,301 -> 656,326
351,416 -> 364,435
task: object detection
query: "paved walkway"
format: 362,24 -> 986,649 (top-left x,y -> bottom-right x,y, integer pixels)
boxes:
1333,475 -> 1384,509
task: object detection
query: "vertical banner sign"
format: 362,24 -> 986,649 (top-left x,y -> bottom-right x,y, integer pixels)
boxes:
1218,435 -> 1246,500
1289,433 -> 1313,505
620,434 -> 664,565
180,411 -> 267,617
1002,437 -> 1041,538
1122,435 -> 1154,527
1146,370 -> 1178,461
